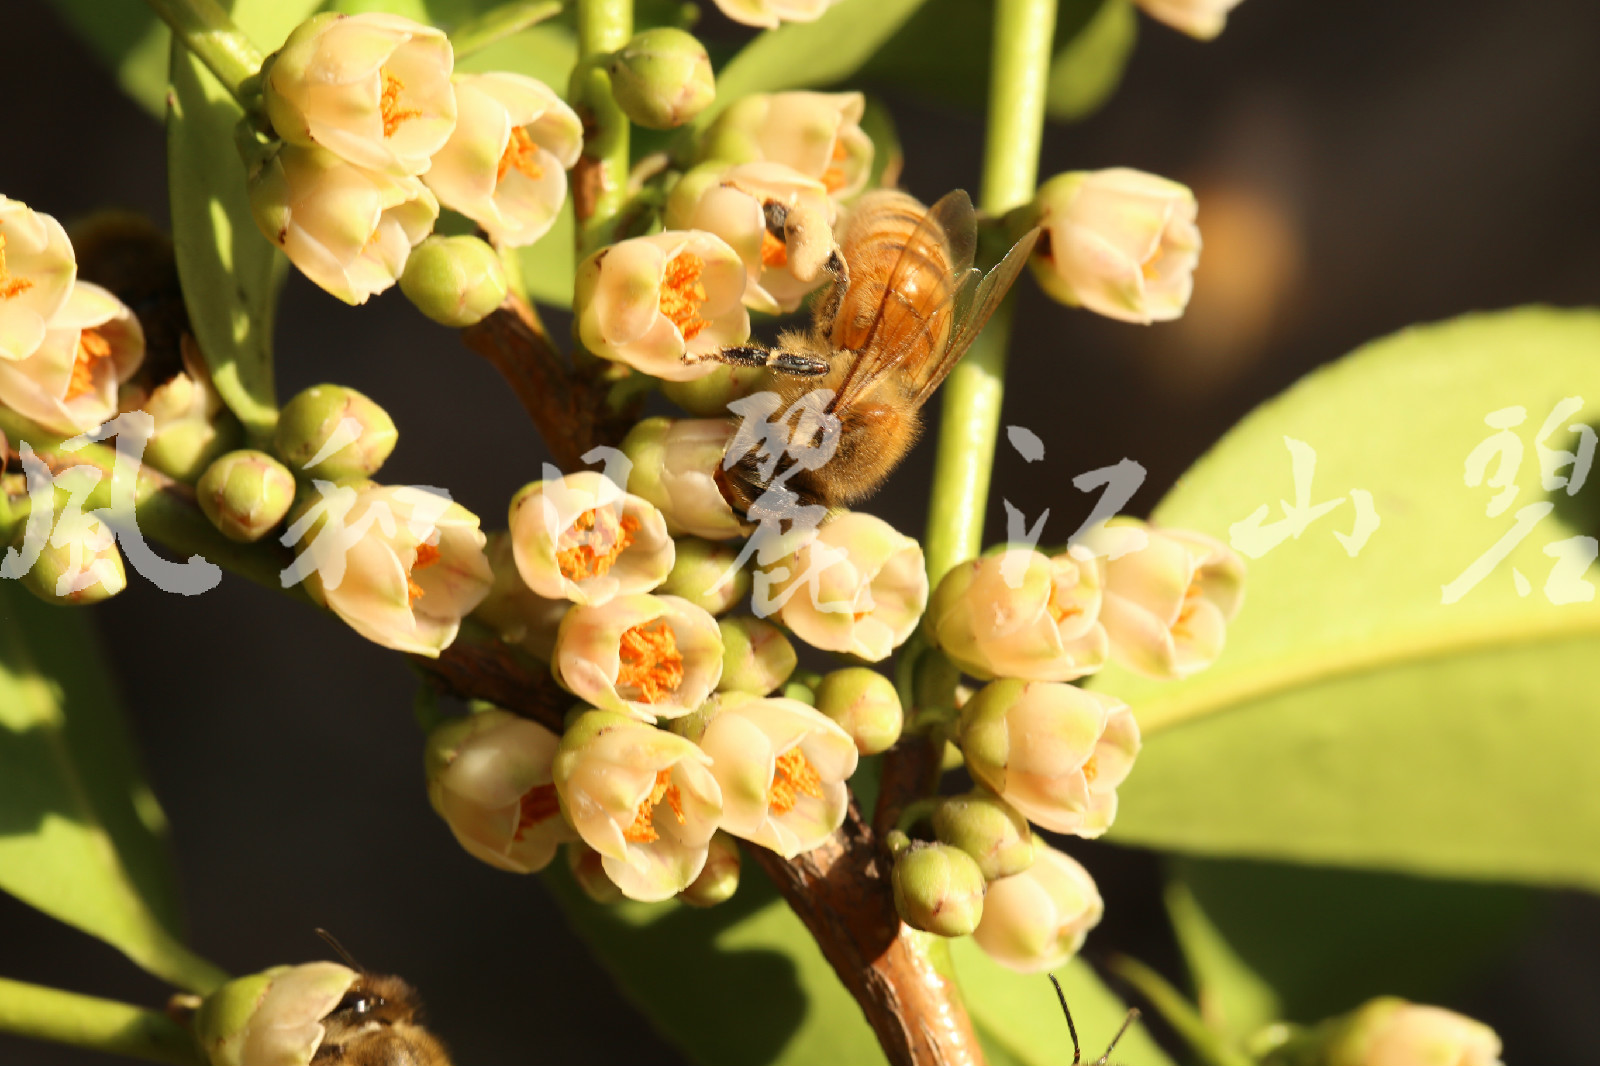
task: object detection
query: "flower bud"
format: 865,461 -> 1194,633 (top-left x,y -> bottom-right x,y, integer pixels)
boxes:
813,667 -> 902,755
129,343 -> 239,480
681,691 -> 857,858
0,196 -> 76,362
716,615 -> 796,695
928,546 -> 1108,682
709,0 -> 846,28
892,842 -> 986,937
274,384 -> 398,480
1323,998 -> 1503,1066
423,72 -> 582,248
761,511 -> 927,662
248,142 -> 438,305
658,536 -> 750,616
1131,0 -> 1246,41
575,231 -> 750,381
399,235 -> 507,327
18,490 -> 126,606
566,840 -> 625,904
1029,168 -> 1201,324
679,829 -> 741,907
0,281 -> 144,436
552,593 -> 723,721
1087,518 -> 1245,680
197,450 -> 297,543
193,961 -> 358,1066
472,531 -> 568,659
553,709 -> 723,902
659,363 -> 771,417
425,708 -> 571,874
958,679 -> 1140,838
609,29 -> 715,131
932,789 -> 1034,882
263,12 -> 456,176
699,92 -> 872,199
620,417 -> 750,540
508,471 -> 674,606
973,841 -> 1103,973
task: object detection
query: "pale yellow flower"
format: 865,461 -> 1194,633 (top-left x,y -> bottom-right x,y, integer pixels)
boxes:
701,92 -> 873,200
0,282 -> 143,434
973,842 -> 1103,973
0,196 -> 76,362
508,471 -> 674,606
710,0 -> 847,29
1132,0 -> 1246,40
552,594 -> 724,722
621,417 -> 751,540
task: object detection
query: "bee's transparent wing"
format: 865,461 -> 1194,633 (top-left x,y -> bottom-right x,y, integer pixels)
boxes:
829,190 -> 979,412
910,225 -> 1041,406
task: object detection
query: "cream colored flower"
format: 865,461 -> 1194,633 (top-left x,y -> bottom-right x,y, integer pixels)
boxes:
553,710 -> 723,902
263,11 -> 456,176
508,471 -> 674,607
575,231 -> 750,381
972,842 -> 1103,973
928,546 -> 1107,682
958,679 -> 1140,838
710,0 -> 846,29
425,708 -> 572,874
289,484 -> 493,656
664,162 -> 836,314
249,143 -> 438,306
1031,168 -> 1201,324
1088,519 -> 1245,679
1339,1000 -> 1503,1066
195,962 -> 360,1066
553,594 -> 724,722
0,196 -> 75,362
423,72 -> 582,248
701,92 -> 873,200
762,512 -> 927,662
621,417 -> 751,540
0,282 -> 143,434
1132,0 -> 1246,40
685,692 -> 857,857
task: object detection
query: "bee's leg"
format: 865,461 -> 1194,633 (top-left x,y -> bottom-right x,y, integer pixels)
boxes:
808,249 -> 850,336
706,344 -> 830,377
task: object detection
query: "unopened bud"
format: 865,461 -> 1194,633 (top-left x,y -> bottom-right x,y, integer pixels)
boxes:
658,536 -> 750,615
193,962 -> 358,1066
973,841 -> 1102,972
659,364 -> 771,417
197,450 -> 297,543
566,840 -> 624,904
609,28 -> 715,130
812,667 -> 903,755
400,235 -> 508,328
932,790 -> 1034,882
892,842 -> 986,937
716,615 -> 796,695
620,417 -> 749,540
679,830 -> 741,907
274,384 -> 398,480
1321,998 -> 1503,1066
19,491 -> 125,606
473,532 -> 569,660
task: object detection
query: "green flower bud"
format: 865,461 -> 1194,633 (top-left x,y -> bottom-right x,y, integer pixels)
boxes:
194,962 -> 358,1066
274,384 -> 397,480
197,450 -> 297,543
609,28 -> 715,131
781,667 -> 822,705
716,616 -> 796,695
659,362 -> 770,417
400,235 -> 508,328
892,842 -> 986,937
18,502 -> 126,606
566,840 -> 625,904
679,830 -> 741,908
658,537 -> 750,616
932,789 -> 1034,881
813,667 -> 903,755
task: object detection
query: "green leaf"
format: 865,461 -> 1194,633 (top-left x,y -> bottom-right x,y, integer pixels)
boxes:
0,582 -> 224,993
511,199 -> 577,307
1095,308 -> 1600,890
45,0 -> 171,116
1046,0 -> 1136,122
448,0 -> 563,59
950,937 -> 1174,1066
1166,858 -> 1540,1040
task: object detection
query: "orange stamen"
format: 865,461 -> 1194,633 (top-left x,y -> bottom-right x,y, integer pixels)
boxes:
622,768 -> 685,843
555,507 -> 640,581
615,618 -> 684,705
820,139 -> 849,193
1048,597 -> 1083,625
514,783 -> 561,839
64,329 -> 113,402
1172,579 -> 1203,638
1142,244 -> 1165,282
380,69 -> 421,138
760,229 -> 788,269
768,747 -> 823,816
407,541 -> 441,603
497,126 -> 546,184
659,251 -> 710,341
0,234 -> 34,300
1082,755 -> 1099,785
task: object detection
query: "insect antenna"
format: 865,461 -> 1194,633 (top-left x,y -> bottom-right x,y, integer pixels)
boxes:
1096,1007 -> 1141,1066
315,928 -> 366,972
1048,973 -> 1083,1065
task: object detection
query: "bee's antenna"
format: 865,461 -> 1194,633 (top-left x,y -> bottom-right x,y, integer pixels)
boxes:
1095,1008 -> 1141,1066
314,928 -> 365,972
1048,973 -> 1083,1066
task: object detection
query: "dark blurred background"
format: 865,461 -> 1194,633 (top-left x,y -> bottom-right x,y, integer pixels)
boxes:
3,0 -> 1600,1062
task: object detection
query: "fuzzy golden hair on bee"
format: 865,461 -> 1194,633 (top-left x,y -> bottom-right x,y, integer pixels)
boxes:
311,931 -> 454,1066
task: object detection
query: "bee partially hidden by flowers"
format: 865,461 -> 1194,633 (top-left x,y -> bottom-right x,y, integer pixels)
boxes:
709,189 -> 1040,516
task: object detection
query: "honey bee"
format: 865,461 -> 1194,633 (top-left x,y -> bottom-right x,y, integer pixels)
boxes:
312,932 -> 453,1066
710,188 -> 1039,516
1049,972 -> 1140,1066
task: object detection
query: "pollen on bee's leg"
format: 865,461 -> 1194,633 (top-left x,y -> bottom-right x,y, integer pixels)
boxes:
497,126 -> 545,184
768,747 -> 824,815
64,329 -> 112,402
623,768 -> 684,843
380,68 -> 422,137
556,507 -> 641,581
615,618 -> 685,704
407,541 -> 442,603
659,251 -> 710,341
514,783 -> 561,840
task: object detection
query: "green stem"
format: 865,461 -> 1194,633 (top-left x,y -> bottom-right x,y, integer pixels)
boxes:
922,0 -> 1056,585
573,0 -> 633,255
143,0 -> 264,109
0,977 -> 202,1066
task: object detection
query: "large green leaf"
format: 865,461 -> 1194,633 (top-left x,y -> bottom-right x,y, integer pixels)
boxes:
0,583 -> 223,993
1096,308 -> 1600,889
46,0 -> 171,116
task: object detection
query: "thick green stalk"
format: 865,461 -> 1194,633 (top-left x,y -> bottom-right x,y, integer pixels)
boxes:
143,0 -> 264,108
572,0 -> 633,254
922,0 -> 1057,585
0,977 -> 202,1066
